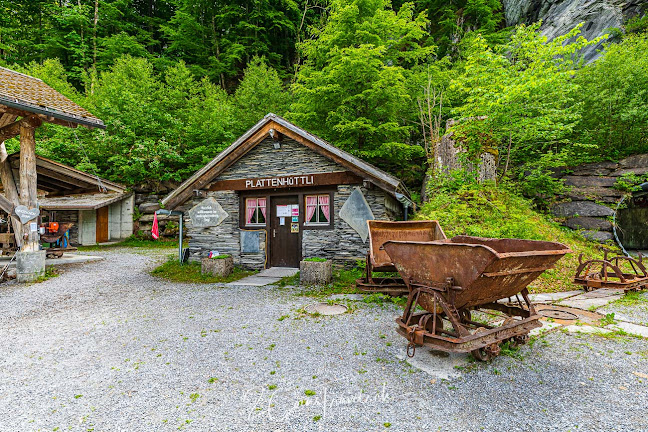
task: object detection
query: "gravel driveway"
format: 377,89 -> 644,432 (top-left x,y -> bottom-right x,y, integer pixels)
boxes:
1,250 -> 647,432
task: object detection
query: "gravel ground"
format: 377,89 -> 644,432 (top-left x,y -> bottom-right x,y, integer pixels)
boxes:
599,292 -> 648,326
1,250 -> 647,432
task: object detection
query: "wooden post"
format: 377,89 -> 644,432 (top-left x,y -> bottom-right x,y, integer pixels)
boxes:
0,115 -> 22,247
19,118 -> 40,252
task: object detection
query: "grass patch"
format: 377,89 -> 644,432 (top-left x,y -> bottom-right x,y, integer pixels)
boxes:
78,235 -> 179,251
416,182 -> 611,293
613,290 -> 648,307
150,256 -> 255,284
276,272 -> 300,287
32,266 -> 60,283
303,257 -> 327,262
294,264 -> 364,297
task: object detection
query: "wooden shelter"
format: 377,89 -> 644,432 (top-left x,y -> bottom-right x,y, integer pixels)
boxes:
0,66 -> 104,281
1,153 -> 133,246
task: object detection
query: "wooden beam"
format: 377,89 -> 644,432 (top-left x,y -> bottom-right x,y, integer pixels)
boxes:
0,193 -> 14,214
0,113 -> 22,247
0,115 -> 42,143
208,171 -> 362,191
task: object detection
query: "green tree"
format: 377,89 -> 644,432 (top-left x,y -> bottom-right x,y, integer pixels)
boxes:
575,32 -> 648,158
289,0 -> 434,181
233,57 -> 290,131
450,23 -> 603,181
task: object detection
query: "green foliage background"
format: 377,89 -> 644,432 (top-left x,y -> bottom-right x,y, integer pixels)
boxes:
0,0 -> 646,197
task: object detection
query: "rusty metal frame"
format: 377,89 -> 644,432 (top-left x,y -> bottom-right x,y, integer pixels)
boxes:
574,251 -> 648,293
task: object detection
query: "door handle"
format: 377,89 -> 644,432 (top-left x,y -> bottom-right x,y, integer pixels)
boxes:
273,229 -> 276,238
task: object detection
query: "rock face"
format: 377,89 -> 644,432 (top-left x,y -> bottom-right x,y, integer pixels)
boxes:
503,0 -> 646,62
552,201 -> 615,218
552,153 -> 647,243
565,216 -> 613,231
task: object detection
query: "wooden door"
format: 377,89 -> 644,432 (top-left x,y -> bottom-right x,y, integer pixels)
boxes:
96,206 -> 109,243
270,196 -> 300,268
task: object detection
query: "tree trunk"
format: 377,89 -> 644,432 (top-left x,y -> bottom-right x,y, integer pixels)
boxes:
19,122 -> 39,252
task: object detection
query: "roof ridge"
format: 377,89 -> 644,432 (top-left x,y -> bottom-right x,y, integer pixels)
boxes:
0,66 -> 43,82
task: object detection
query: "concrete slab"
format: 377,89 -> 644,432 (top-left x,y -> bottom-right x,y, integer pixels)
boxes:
558,288 -> 624,310
529,290 -> 583,303
609,321 -> 648,338
396,348 -> 469,380
0,253 -> 103,268
226,267 -> 298,287
530,320 -> 562,336
328,294 -> 365,301
258,267 -> 299,278
563,325 -> 612,335
227,276 -> 282,287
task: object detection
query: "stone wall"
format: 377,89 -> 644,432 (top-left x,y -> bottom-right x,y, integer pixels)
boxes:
551,153 -> 648,242
302,185 -> 400,264
436,121 -> 497,183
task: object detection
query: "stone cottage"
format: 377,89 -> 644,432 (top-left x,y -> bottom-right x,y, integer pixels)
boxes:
161,114 -> 413,269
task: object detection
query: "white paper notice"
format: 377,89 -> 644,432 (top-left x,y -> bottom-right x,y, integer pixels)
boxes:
30,222 -> 38,232
277,205 -> 291,217
280,217 -> 285,225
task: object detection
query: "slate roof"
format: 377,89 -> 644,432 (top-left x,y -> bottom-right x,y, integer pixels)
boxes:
39,192 -> 129,210
162,113 -> 412,208
0,67 -> 104,128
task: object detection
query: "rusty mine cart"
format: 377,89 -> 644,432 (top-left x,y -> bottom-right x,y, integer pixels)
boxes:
383,236 -> 571,361
356,220 -> 447,296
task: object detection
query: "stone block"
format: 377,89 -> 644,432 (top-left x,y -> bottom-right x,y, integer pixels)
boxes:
551,201 -> 614,218
619,154 -> 648,169
563,176 -> 616,188
139,202 -> 160,213
566,186 -> 623,201
580,230 -> 614,243
201,256 -> 233,277
565,217 -> 612,232
300,260 -> 332,285
16,250 -> 46,283
611,167 -> 648,177
570,161 -> 618,176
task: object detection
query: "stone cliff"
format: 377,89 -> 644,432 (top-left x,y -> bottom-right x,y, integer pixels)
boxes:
503,0 -> 647,61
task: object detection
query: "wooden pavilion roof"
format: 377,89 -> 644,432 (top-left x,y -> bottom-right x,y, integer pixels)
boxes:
0,66 -> 104,129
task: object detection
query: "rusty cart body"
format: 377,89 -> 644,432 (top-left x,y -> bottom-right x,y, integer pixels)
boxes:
574,250 -> 648,293
383,236 -> 571,361
356,220 -> 447,295
40,222 -> 76,258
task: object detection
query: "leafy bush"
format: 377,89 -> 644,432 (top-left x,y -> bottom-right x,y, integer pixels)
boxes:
416,183 -> 608,292
303,257 -> 327,262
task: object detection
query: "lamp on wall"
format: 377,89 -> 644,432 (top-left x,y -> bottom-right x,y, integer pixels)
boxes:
269,128 -> 282,149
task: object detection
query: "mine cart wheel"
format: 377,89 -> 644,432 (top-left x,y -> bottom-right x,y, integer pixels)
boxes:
459,309 -> 471,323
513,334 -> 529,347
471,328 -> 501,362
471,343 -> 501,362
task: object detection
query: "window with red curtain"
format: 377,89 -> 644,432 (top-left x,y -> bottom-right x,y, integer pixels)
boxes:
305,194 -> 330,225
245,198 -> 266,225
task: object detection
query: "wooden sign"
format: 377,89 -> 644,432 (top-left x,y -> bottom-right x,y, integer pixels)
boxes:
208,171 -> 362,192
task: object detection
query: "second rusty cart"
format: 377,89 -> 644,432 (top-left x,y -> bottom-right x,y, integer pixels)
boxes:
383,236 -> 571,361
574,250 -> 648,293
356,220 -> 446,295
